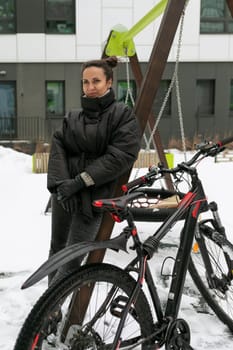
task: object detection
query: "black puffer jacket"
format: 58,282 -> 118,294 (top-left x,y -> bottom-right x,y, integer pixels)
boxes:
47,88 -> 141,215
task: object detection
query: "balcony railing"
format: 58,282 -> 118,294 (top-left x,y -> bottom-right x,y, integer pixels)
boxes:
0,116 -> 62,142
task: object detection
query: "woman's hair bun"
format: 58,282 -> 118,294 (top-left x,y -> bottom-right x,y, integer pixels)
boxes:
105,56 -> 118,68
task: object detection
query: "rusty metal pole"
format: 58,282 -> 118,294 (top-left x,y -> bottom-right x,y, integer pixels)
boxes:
133,0 -> 186,134
227,0 -> 233,15
64,0 -> 187,329
129,53 -> 174,191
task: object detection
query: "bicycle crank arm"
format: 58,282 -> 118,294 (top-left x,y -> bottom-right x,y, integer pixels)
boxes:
21,233 -> 128,289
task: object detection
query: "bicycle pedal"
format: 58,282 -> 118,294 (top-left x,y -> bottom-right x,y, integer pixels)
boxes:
110,295 -> 137,319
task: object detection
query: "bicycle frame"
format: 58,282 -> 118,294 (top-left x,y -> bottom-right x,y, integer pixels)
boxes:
22,167 -> 209,348
106,169 -> 208,347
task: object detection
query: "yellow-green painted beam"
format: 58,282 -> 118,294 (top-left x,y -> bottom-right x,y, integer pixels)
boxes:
105,0 -> 168,56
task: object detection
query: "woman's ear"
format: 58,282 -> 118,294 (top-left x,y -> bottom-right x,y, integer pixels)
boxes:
107,79 -> 113,88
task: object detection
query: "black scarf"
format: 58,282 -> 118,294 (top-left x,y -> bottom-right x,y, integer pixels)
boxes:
81,88 -> 115,116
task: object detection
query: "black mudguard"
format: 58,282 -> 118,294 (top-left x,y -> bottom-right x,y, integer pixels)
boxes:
22,232 -> 128,289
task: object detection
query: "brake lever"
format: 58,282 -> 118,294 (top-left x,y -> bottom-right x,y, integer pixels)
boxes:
207,145 -> 225,157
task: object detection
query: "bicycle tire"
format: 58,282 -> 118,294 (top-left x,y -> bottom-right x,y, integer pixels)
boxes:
188,225 -> 233,332
14,263 -> 154,349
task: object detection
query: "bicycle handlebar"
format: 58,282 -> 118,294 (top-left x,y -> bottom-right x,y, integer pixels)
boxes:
122,136 -> 233,193
215,135 -> 233,148
122,166 -> 159,192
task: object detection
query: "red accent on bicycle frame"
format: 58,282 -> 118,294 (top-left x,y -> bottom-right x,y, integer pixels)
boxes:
121,184 -> 128,192
111,213 -> 122,222
131,227 -> 137,236
31,333 -> 40,350
139,256 -> 147,285
178,191 -> 196,208
93,200 -> 103,207
192,201 -> 201,218
116,339 -> 121,349
192,198 -> 207,218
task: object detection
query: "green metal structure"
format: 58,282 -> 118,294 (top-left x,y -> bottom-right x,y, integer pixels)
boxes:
105,0 -> 168,56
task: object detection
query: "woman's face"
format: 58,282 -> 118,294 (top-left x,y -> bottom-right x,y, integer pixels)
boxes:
82,66 -> 112,98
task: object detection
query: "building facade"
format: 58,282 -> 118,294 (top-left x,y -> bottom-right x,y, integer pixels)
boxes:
0,0 -> 233,147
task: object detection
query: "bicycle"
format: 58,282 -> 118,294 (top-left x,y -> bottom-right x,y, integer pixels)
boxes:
14,137 -> 233,350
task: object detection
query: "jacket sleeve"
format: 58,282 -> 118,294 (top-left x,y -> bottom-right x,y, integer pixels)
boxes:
85,105 -> 141,187
47,127 -> 71,193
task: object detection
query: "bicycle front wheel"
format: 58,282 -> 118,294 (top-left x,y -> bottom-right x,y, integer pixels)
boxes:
14,263 -> 154,349
189,224 -> 233,332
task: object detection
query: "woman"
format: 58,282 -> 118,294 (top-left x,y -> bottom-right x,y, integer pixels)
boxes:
47,56 -> 141,283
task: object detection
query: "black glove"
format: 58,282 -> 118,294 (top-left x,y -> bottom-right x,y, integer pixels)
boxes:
56,175 -> 85,201
60,196 -> 79,214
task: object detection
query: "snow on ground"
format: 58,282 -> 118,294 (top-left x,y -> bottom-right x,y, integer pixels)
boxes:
0,145 -> 233,349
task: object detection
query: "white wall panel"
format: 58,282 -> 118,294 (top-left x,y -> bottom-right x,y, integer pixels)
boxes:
17,34 -> 45,61
0,36 -> 17,61
46,36 -> 76,61
102,0 -> 132,7
199,35 -> 230,62
177,44 -> 199,62
180,0 -> 200,46
77,0 -> 101,45
134,45 -> 153,62
76,45 -> 102,61
229,35 -> 233,59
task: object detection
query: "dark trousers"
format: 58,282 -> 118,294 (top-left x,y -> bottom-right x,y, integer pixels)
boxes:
49,194 -> 103,284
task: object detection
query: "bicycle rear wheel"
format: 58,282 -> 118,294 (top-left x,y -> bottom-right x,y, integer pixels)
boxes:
14,263 -> 154,349
189,223 -> 233,332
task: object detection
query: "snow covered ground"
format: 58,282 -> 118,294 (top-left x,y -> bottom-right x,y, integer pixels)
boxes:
1,145 -> 233,349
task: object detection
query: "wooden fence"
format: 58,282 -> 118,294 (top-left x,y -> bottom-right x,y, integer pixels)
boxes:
32,150 -> 174,173
32,153 -> 50,173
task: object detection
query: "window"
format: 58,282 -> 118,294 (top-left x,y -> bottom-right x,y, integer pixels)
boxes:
229,80 -> 233,112
196,79 -> 215,115
0,0 -> 16,34
46,81 -> 65,116
200,0 -> 233,33
153,80 -> 171,116
117,80 -> 136,108
0,81 -> 16,137
46,0 -> 75,34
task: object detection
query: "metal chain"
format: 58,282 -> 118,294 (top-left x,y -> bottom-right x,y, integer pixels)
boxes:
124,53 -> 150,148
124,55 -> 135,106
145,1 -> 188,160
175,2 -> 187,160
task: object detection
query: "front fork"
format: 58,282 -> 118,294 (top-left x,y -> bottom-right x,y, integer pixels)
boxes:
194,201 -> 233,290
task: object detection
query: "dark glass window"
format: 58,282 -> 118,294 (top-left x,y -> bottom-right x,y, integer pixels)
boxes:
0,81 -> 16,137
196,79 -> 215,115
0,0 -> 16,34
46,0 -> 75,34
153,80 -> 171,116
117,80 -> 136,108
46,81 -> 65,116
200,0 -> 233,33
229,80 -> 233,112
